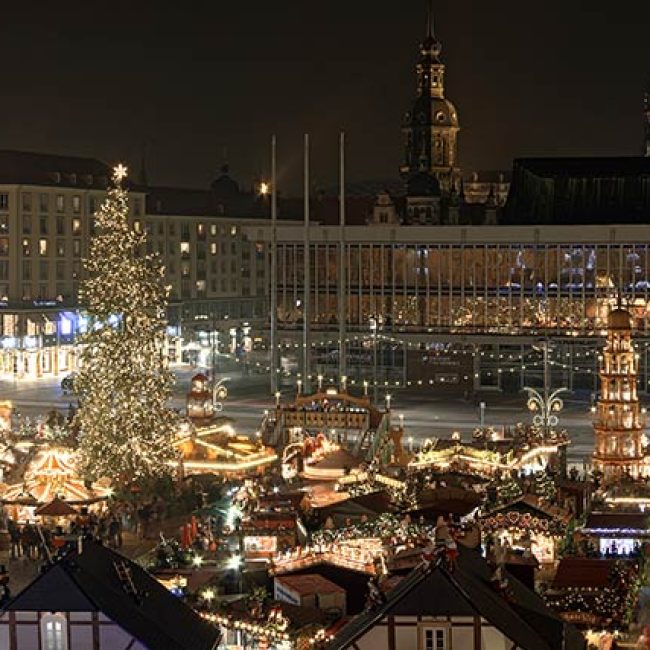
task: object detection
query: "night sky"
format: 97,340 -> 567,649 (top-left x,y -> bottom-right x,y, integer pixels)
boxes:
1,0 -> 649,193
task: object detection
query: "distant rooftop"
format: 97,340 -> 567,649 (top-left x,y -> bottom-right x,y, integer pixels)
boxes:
0,149 -> 113,189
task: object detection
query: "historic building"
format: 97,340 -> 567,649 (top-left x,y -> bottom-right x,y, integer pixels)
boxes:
400,11 -> 459,192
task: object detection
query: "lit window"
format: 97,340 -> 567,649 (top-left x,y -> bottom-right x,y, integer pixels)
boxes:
72,195 -> 81,213
41,612 -> 68,650
0,194 -> 8,211
180,242 -> 190,256
196,280 -> 206,292
210,224 -> 218,236
134,220 -> 142,234
22,239 -> 31,257
231,225 -> 237,236
56,195 -> 65,212
210,242 -> 217,255
72,240 -> 81,257
72,219 -> 81,235
197,223 -> 205,238
39,239 -> 48,256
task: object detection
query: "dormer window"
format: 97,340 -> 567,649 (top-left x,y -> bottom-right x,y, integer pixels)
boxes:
52,172 -> 61,184
85,174 -> 94,185
69,173 -> 77,185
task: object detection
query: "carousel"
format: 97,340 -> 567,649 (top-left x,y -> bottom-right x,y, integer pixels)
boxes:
0,446 -> 112,522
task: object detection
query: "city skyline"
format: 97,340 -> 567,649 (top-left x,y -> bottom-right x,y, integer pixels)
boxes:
0,1 -> 648,192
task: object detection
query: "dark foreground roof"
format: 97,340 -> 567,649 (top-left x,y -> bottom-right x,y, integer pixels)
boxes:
2,539 -> 219,650
325,546 -> 584,650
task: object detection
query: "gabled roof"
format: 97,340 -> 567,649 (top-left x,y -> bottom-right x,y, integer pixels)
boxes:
325,546 -> 584,650
2,539 -> 219,650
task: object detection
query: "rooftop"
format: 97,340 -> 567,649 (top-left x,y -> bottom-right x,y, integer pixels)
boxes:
275,573 -> 346,596
1,539 -> 219,650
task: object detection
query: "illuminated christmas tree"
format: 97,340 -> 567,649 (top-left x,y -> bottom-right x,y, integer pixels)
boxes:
74,165 -> 178,486
593,304 -> 646,479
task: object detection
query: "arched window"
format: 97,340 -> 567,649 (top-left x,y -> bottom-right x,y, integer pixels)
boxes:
41,613 -> 68,650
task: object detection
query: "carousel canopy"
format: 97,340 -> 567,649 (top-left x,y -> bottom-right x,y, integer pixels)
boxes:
0,447 -> 112,506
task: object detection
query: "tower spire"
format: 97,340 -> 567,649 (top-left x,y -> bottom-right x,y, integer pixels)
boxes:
426,0 -> 433,39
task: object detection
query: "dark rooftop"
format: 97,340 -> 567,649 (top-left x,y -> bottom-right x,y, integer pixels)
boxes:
0,149 -> 112,189
325,545 -> 584,650
2,539 -> 220,650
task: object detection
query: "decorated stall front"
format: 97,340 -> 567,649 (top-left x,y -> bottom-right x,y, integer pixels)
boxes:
479,494 -> 572,564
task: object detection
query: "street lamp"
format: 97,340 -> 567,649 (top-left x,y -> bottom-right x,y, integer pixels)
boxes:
399,413 -> 404,430
369,317 -> 378,403
297,379 -> 302,395
363,380 -> 369,396
385,393 -> 392,410
275,390 -> 281,407
524,386 -> 568,433
341,375 -> 347,393
317,374 -> 323,391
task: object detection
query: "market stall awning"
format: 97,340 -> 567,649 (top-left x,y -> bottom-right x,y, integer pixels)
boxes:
35,496 -> 78,517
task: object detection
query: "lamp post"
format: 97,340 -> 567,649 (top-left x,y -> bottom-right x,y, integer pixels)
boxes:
297,379 -> 302,396
317,374 -> 323,391
524,386 -> 568,433
363,380 -> 369,396
385,393 -> 392,411
524,338 -> 568,434
275,390 -> 281,408
369,317 -> 378,403
341,375 -> 347,393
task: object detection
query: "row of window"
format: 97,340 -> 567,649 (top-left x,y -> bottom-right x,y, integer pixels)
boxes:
134,220 -> 238,239
17,238 -> 82,258
0,192 -> 145,217
22,215 -> 82,236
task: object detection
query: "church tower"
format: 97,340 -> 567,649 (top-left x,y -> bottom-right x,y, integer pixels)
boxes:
400,3 -> 460,192
593,305 -> 646,479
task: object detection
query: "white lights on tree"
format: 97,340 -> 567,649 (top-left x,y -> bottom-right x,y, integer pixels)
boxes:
74,165 -> 178,486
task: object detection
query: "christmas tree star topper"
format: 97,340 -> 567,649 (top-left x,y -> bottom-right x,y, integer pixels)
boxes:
113,163 -> 128,183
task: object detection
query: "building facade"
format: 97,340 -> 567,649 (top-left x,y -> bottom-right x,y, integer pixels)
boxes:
255,221 -> 650,393
0,152 -> 275,381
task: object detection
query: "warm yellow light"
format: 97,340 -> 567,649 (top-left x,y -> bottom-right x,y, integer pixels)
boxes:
259,181 -> 270,196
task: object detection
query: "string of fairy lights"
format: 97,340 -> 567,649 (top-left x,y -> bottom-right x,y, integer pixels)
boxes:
230,330 -> 650,387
